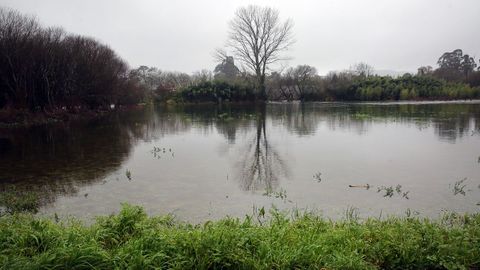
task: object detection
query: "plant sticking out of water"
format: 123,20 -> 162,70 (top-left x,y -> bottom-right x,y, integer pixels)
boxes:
125,169 -> 132,181
404,208 -> 420,218
263,188 -> 289,203
451,178 -> 468,196
0,186 -> 40,215
150,146 -> 174,159
313,172 -> 322,182
378,186 -> 394,197
217,113 -> 234,121
352,113 -> 371,120
377,184 -> 410,199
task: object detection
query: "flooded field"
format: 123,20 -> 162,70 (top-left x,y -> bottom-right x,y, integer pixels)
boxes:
1,101 -> 479,221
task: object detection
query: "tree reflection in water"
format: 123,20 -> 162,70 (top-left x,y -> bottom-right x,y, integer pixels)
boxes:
0,108 -> 154,207
236,105 -> 289,192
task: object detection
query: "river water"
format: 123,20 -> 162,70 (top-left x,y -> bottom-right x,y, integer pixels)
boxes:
1,101 -> 479,221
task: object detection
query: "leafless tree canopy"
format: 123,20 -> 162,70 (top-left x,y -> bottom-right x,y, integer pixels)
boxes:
266,65 -> 319,101
226,5 -> 294,98
351,62 -> 374,77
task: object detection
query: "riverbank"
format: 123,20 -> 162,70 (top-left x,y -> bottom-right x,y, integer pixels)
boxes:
2,99 -> 479,127
0,204 -> 479,269
0,105 -> 146,128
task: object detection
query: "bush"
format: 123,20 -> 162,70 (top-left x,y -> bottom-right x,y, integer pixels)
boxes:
323,75 -> 479,101
176,80 -> 256,103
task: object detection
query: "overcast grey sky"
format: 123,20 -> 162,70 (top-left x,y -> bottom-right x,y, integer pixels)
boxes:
1,0 -> 479,75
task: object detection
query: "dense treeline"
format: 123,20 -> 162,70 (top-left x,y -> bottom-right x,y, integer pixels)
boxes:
321,74 -> 478,101
162,53 -> 480,103
264,63 -> 480,102
172,69 -> 480,103
0,7 -> 144,112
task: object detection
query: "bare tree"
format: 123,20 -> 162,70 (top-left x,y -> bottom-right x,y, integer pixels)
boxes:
226,5 -> 294,99
351,62 -> 374,77
417,66 -> 433,76
266,65 -> 319,101
290,65 -> 318,101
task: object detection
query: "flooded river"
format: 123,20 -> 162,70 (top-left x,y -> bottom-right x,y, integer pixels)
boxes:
1,101 -> 479,221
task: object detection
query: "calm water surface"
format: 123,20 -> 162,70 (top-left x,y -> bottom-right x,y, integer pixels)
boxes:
1,102 -> 479,221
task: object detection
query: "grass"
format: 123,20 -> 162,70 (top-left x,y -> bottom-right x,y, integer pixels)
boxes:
0,204 -> 479,269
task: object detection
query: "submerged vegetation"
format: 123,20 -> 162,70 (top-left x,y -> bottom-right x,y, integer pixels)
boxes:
377,185 -> 410,199
125,170 -> 132,181
0,204 -> 479,269
0,186 -> 40,216
452,178 -> 468,196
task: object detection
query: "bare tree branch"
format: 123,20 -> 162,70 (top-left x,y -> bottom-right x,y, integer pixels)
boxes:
225,5 -> 294,99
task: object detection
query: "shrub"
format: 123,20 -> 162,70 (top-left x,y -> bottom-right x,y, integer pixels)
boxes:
176,80 -> 256,103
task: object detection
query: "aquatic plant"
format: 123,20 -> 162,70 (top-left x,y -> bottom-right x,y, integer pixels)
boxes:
452,178 -> 468,196
404,208 -> 420,218
377,186 -> 394,197
263,188 -> 288,202
0,187 -> 40,215
352,113 -> 371,120
125,170 -> 132,181
150,146 -> 175,159
313,172 -> 322,182
377,185 -> 410,199
217,112 -> 234,121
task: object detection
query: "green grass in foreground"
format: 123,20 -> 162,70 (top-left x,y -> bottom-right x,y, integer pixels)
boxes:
0,204 -> 479,269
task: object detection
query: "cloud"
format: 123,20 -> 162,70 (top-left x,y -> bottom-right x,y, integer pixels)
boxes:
2,0 -> 479,74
